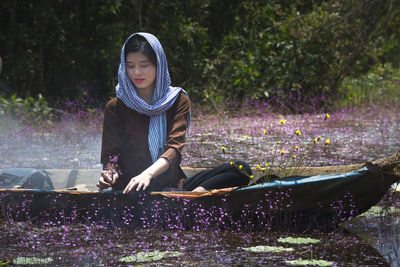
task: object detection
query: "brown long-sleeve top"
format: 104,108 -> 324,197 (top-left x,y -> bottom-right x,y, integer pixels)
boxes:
101,92 -> 190,191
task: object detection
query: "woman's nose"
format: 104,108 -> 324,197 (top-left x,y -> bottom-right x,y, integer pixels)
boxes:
134,67 -> 141,75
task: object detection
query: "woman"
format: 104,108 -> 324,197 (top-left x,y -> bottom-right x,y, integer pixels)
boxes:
97,32 -> 250,193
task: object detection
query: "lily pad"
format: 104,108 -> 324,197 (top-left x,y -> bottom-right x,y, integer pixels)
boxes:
285,259 -> 333,266
242,245 -> 293,253
277,237 -> 320,244
13,257 -> 53,265
119,250 -> 182,263
0,259 -> 11,265
237,135 -> 252,141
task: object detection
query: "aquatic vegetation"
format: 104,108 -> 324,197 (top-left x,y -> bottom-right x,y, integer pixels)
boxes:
0,100 -> 399,169
241,245 -> 293,253
13,257 -> 53,265
119,250 -> 182,263
0,99 -> 399,265
0,186 -> 395,266
226,114 -> 333,184
285,259 -> 333,266
277,237 -> 320,245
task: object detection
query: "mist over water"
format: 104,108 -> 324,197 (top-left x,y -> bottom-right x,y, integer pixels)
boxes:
0,103 -> 399,170
0,118 -> 102,169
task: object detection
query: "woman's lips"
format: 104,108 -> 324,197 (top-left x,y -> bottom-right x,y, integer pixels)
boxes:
135,79 -> 144,84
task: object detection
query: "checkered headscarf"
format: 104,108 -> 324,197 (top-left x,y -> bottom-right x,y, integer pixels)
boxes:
116,32 -> 190,163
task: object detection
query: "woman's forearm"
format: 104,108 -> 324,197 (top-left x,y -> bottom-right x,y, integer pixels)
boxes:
142,157 -> 170,178
123,158 -> 170,193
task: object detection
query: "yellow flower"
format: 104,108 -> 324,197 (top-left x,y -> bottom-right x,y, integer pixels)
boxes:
281,149 -> 286,155
326,139 -> 331,144
260,168 -> 266,172
280,120 -> 286,124
230,161 -> 234,166
295,145 -> 299,150
295,130 -> 301,136
276,140 -> 281,144
265,163 -> 269,167
221,146 -> 227,154
256,164 -> 261,170
263,130 -> 267,135
318,136 -> 321,141
250,175 -> 254,179
279,166 -> 283,171
239,165 -> 243,170
292,155 -> 296,159
314,138 -> 318,144
324,113 -> 330,120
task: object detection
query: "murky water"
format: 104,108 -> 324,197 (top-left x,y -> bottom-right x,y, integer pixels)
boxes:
0,103 -> 399,265
0,220 -> 390,266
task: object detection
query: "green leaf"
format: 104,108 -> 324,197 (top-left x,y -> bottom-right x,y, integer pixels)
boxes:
285,259 -> 333,266
242,245 -> 294,253
237,135 -> 252,141
13,257 -> 53,265
277,237 -> 320,244
119,250 -> 182,263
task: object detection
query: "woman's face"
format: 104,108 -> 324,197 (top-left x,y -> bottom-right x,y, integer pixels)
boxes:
125,52 -> 156,93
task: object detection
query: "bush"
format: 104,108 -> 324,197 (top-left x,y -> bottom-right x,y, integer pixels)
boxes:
1,0 -> 399,108
0,94 -> 54,128
337,64 -> 400,107
0,94 -> 53,126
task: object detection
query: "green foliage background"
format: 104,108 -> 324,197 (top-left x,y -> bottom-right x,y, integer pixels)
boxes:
0,0 -> 399,106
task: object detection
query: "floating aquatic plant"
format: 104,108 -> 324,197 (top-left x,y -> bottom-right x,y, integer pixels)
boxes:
0,99 -> 398,266
241,245 -> 293,253
277,237 -> 320,245
285,259 -> 334,266
119,251 -> 182,263
13,257 -> 53,265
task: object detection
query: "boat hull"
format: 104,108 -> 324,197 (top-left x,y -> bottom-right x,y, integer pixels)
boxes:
1,163 -> 398,232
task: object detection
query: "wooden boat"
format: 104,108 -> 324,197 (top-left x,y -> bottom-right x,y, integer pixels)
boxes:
0,152 -> 399,232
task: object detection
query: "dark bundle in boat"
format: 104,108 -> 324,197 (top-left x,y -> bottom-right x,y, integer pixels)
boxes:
0,152 -> 399,232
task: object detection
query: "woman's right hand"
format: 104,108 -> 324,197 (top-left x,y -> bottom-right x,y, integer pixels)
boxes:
97,170 -> 119,192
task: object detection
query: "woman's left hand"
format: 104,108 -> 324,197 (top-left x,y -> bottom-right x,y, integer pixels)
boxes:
123,172 -> 153,193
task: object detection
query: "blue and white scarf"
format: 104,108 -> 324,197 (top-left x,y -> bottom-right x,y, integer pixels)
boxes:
116,32 -> 190,163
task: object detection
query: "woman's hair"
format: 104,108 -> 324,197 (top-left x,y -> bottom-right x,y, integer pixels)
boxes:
125,35 -> 157,66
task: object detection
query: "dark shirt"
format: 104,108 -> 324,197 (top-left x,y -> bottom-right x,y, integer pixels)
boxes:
101,92 -> 190,190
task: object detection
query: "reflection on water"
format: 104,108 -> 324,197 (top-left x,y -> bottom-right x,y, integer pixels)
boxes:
0,188 -> 398,266
345,192 -> 400,266
0,220 -> 390,266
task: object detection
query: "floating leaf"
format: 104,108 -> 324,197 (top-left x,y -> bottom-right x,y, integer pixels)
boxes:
242,245 -> 293,253
13,257 -> 53,265
0,259 -> 11,265
119,250 -> 181,263
237,135 -> 252,141
277,237 -> 320,244
285,259 -> 333,266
